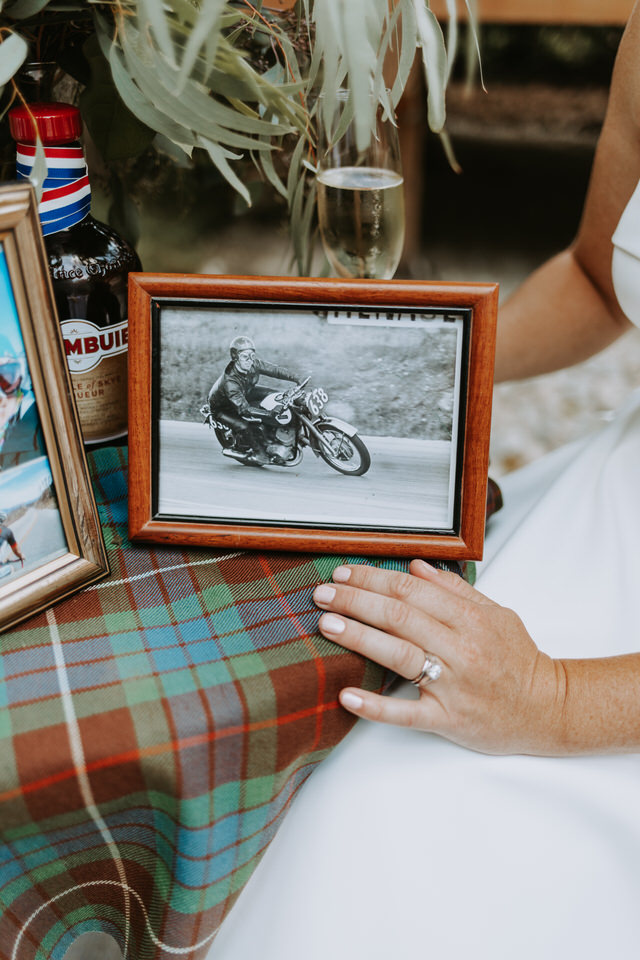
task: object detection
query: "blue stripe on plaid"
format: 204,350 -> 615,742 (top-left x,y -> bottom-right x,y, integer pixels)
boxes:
1,755 -> 322,905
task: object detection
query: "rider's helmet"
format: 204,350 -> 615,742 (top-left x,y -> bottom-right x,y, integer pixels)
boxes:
229,335 -> 256,360
0,336 -> 23,398
0,512 -> 7,524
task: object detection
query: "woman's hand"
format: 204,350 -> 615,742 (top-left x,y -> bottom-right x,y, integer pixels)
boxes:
313,560 -> 568,756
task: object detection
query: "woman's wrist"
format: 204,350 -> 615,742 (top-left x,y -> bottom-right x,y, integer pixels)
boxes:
539,654 -> 640,755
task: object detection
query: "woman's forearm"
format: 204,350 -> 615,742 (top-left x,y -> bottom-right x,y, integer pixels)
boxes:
494,248 -> 631,383
552,654 -> 640,755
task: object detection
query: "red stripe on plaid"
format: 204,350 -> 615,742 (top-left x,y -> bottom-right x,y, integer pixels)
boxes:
258,555 -> 327,753
0,699 -> 342,804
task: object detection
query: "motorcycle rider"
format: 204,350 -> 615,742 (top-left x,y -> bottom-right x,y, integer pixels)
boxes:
207,336 -> 302,464
0,512 -> 25,567
0,337 -> 45,470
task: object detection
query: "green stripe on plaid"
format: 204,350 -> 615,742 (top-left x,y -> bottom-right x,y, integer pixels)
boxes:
1,445 -> 422,960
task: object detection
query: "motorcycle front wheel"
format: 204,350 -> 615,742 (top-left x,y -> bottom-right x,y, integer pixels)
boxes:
214,425 -> 235,449
313,423 -> 371,476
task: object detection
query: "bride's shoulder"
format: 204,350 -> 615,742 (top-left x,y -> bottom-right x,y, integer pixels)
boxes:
611,5 -> 640,122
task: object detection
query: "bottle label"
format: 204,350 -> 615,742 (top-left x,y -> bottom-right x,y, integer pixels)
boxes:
16,143 -> 91,236
60,318 -> 128,444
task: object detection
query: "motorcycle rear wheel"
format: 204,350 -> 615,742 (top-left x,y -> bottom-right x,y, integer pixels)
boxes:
314,423 -> 371,476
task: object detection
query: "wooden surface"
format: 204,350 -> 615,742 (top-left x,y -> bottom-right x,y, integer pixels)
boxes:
262,0 -> 633,23
430,0 -> 633,25
128,274 -> 498,561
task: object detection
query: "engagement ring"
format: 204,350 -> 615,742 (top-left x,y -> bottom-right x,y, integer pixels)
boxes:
410,654 -> 442,686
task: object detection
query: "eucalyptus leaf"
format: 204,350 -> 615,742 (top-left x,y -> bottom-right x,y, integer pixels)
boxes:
299,175 -> 317,275
4,0 -> 51,20
136,0 -> 177,68
439,128 -> 462,175
286,133 -> 306,209
413,0 -> 448,133
120,20 -> 296,139
289,167 -> 307,273
376,0 -> 407,109
444,0 -> 458,79
342,0 -> 378,152
121,33 -> 286,151
0,29 -> 27,86
28,136 -> 47,204
335,94 -> 357,145
108,38 -> 197,146
176,0 -> 226,93
154,132 -> 193,166
258,140 -> 288,199
200,135 -> 251,206
80,33 -> 155,161
205,65 -> 262,102
463,0 -> 486,90
391,1 -> 419,109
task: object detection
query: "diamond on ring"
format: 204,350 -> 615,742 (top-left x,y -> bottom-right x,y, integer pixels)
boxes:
410,655 -> 442,686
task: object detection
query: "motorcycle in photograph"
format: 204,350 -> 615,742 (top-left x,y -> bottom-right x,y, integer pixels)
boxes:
200,377 -> 371,476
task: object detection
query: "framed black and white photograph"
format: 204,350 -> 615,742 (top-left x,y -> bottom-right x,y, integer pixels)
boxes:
128,275 -> 498,559
0,183 -> 108,632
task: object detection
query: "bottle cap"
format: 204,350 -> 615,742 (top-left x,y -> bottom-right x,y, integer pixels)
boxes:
8,102 -> 82,145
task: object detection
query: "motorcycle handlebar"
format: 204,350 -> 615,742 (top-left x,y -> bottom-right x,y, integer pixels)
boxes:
279,376 -> 311,405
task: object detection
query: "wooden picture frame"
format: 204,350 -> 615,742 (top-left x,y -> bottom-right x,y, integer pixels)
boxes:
0,183 -> 108,632
128,274 -> 498,560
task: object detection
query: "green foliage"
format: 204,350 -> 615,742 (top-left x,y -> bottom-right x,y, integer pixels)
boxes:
0,1 -> 469,271
79,34 -> 155,161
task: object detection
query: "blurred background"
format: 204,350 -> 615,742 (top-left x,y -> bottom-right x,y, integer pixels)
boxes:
84,3 -> 640,478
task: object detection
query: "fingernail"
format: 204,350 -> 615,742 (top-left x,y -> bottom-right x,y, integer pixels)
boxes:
340,691 -> 363,710
414,559 -> 438,574
320,613 -> 345,635
332,565 -> 351,582
314,584 -> 336,606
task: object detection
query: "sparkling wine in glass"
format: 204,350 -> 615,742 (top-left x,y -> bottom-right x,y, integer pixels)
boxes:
316,92 -> 405,279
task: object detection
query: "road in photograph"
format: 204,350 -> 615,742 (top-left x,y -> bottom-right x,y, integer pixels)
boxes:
0,507 -> 67,582
158,420 -> 454,530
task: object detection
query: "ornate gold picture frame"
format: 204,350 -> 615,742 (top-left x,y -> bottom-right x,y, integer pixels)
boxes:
0,183 -> 108,632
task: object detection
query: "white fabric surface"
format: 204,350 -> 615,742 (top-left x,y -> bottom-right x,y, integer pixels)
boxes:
613,179 -> 640,328
211,391 -> 640,959
613,179 -> 640,275
210,197 -> 640,960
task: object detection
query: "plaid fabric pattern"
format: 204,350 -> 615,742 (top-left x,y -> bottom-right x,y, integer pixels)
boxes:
0,445 -> 424,960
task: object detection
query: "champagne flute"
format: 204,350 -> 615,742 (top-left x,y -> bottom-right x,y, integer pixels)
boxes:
316,90 -> 405,280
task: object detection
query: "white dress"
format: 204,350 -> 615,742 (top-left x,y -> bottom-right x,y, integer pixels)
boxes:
210,192 -> 640,960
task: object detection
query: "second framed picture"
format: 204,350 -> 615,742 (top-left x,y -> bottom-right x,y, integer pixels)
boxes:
0,183 -> 108,632
128,275 -> 498,559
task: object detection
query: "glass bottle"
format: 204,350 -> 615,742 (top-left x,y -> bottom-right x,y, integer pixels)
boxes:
8,101 -> 142,446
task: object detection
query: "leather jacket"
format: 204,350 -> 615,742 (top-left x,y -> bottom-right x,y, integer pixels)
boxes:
208,356 -> 299,416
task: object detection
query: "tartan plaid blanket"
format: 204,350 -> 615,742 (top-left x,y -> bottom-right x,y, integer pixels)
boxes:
0,446 -> 422,960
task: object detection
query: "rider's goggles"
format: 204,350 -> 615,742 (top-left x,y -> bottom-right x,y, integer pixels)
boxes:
0,361 -> 22,397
